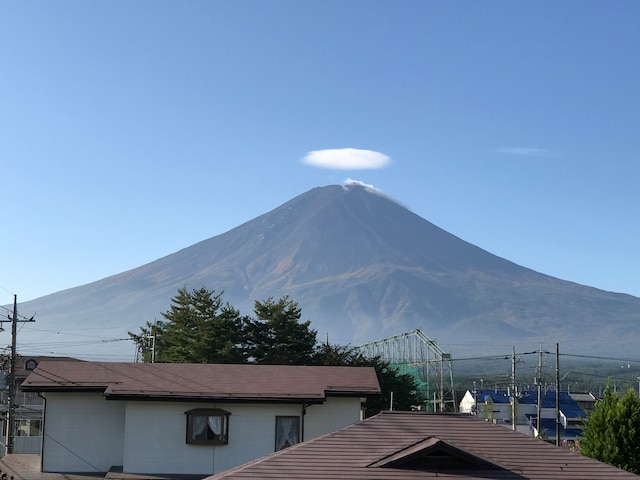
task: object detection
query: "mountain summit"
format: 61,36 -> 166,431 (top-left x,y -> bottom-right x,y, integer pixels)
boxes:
16,184 -> 640,359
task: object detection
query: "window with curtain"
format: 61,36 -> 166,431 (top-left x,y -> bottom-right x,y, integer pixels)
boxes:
185,408 -> 230,445
275,416 -> 300,451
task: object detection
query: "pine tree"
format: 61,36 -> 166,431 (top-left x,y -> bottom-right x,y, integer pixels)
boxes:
129,287 -> 248,363
247,296 -> 317,365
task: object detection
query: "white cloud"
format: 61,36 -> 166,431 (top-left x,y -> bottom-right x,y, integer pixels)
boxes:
343,179 -> 385,195
343,179 -> 400,204
495,147 -> 555,158
302,148 -> 390,170
344,179 -> 376,190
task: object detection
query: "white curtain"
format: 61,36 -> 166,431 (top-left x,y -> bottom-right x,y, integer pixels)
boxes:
192,415 -> 207,440
207,415 -> 222,437
276,417 -> 299,450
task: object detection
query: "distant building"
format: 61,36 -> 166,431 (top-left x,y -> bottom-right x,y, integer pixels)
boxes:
459,389 -> 587,440
569,391 -> 598,413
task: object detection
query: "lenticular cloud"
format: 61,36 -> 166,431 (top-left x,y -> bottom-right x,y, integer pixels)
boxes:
302,148 -> 390,170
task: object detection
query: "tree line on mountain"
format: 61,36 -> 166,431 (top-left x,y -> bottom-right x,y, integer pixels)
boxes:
128,287 -> 420,416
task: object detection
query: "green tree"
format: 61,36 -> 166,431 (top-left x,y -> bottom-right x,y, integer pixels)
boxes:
313,342 -> 362,366
129,287 -> 248,363
581,383 -> 640,474
129,289 -> 420,417
313,342 -> 422,417
246,296 -> 317,365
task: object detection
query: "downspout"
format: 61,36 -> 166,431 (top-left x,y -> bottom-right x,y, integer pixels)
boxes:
38,393 -> 46,472
301,403 -> 312,442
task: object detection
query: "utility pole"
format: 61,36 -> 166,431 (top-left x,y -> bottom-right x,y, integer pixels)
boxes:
472,381 -> 477,415
511,346 -> 516,431
536,345 -> 543,438
144,331 -> 157,363
1,295 -> 35,455
147,330 -> 158,363
555,343 -> 560,447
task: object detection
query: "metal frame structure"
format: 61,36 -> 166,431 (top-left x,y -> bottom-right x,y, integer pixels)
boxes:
356,329 -> 456,412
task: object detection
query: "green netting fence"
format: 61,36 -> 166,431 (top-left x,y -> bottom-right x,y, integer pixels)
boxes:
391,362 -> 436,412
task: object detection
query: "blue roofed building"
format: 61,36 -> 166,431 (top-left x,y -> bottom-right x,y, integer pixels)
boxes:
528,391 -> 587,441
459,389 -> 587,439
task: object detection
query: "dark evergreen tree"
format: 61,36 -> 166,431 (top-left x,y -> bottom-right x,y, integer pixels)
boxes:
246,296 -> 317,365
129,287 -> 248,363
129,289 -> 418,417
581,383 -> 640,474
365,357 -> 422,416
313,342 -> 362,366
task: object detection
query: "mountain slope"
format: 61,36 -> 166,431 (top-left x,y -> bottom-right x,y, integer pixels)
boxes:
13,183 -> 640,359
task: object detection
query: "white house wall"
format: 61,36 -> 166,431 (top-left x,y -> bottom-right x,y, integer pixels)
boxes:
41,392 -> 125,473
303,397 -> 362,439
14,436 -> 41,454
517,402 -> 536,423
458,391 -> 475,413
41,393 -> 363,475
122,401 -> 298,475
93,396 -> 360,476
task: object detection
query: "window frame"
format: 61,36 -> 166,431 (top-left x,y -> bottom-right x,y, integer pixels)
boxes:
274,415 -> 301,451
185,408 -> 231,445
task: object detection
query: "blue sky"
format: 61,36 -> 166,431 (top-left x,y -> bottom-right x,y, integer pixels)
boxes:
2,1 -> 639,310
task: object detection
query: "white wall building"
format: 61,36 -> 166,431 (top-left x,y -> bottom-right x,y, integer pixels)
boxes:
22,361 -> 380,476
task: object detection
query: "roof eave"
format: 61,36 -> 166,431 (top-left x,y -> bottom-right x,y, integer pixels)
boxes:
326,390 -> 381,397
22,386 -> 107,393
104,394 -> 328,404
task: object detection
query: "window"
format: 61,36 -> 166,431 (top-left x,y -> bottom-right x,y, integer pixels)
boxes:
25,359 -> 38,371
17,419 -> 42,436
275,416 -> 300,451
185,408 -> 230,445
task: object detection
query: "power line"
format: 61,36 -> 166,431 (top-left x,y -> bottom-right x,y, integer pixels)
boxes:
561,353 -> 640,364
0,286 -> 15,296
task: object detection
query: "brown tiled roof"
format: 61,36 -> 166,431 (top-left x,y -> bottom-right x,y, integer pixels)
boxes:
205,411 -> 640,479
21,361 -> 380,402
15,355 -> 83,380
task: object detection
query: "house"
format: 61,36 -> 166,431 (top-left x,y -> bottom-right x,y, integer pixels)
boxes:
0,355 -> 81,456
459,388 -> 587,439
205,411 -> 639,479
21,361 -> 380,476
459,389 -> 514,422
529,391 -> 587,440
569,391 -> 598,413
